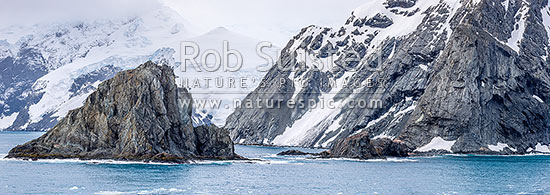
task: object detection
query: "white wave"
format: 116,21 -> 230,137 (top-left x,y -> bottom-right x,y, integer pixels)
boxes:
95,187 -> 186,195
523,152 -> 550,156
485,153 -> 550,157
256,160 -> 292,165
410,155 -> 444,159
442,154 -> 469,157
286,157 -> 308,160
192,159 -> 295,165
0,157 -> 177,166
366,158 -> 419,162
261,154 -> 279,158
191,160 -> 239,165
2,154 -> 421,165
1,156 -> 301,166
443,153 -> 550,157
310,157 -> 418,163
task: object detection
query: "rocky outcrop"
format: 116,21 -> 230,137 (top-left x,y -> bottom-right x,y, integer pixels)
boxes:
364,13 -> 394,28
330,131 -> 409,159
6,62 -> 241,163
193,125 -> 235,158
384,0 -> 417,9
277,150 -> 326,156
226,0 -> 550,155
276,131 -> 409,159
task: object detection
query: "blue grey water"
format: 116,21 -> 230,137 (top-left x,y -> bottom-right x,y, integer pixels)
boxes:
1,131 -> 549,194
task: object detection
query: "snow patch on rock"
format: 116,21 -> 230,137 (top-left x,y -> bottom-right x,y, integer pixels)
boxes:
419,64 -> 428,71
488,143 -> 516,152
507,1 -> 530,53
534,143 -> 550,153
542,2 -> 550,52
533,95 -> 544,103
353,0 -> 453,56
415,137 -> 456,152
0,112 -> 18,130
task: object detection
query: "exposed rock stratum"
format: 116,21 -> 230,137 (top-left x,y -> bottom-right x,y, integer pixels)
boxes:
6,62 -> 240,162
226,0 -> 550,155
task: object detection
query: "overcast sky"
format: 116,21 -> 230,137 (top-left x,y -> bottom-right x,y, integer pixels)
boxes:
0,0 -> 366,45
164,0 -> 366,45
0,0 -> 162,27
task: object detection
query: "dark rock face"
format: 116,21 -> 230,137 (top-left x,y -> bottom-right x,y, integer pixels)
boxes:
276,133 -> 409,159
68,65 -> 122,99
225,1 -> 462,148
352,13 -> 394,29
194,125 -> 235,158
330,131 -> 409,159
192,110 -> 214,127
226,0 -> 550,155
0,22 -> 117,131
6,62 -> 239,162
364,13 -> 394,28
0,49 -> 48,131
277,150 -> 317,156
384,0 -> 417,9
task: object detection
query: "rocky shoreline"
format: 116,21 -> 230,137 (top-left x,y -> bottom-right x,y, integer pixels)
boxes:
277,130 -> 549,160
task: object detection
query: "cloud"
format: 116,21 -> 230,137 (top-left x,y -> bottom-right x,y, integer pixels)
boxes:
163,0 -> 366,45
0,0 -> 367,45
0,0 -> 162,28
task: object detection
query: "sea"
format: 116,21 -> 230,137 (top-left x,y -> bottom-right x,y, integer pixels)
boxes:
1,131 -> 549,194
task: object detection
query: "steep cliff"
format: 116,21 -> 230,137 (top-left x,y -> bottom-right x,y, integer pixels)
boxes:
6,62 -> 239,162
226,0 -> 550,154
330,131 -> 409,159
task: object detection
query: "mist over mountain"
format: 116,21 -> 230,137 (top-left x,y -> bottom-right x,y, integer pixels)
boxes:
0,0 -> 163,29
0,0 -> 366,130
0,4 -> 265,130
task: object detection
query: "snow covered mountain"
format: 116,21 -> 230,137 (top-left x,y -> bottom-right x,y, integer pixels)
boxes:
173,26 -> 279,126
226,0 -> 550,154
0,5 -> 275,130
0,6 -> 192,130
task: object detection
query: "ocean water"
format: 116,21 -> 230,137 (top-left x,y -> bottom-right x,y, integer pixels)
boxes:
1,131 -> 550,194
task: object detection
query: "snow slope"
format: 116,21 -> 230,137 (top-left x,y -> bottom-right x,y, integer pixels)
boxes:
267,0 -> 463,147
174,27 -> 280,126
0,4 -> 278,130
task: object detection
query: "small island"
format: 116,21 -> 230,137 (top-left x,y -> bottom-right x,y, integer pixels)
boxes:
6,62 -> 243,163
278,131 -> 409,159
